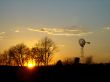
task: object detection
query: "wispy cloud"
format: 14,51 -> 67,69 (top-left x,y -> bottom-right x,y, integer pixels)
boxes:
57,44 -> 65,47
0,32 -> 5,35
14,30 -> 20,33
103,27 -> 110,30
10,27 -> 21,33
0,32 -> 5,39
27,28 -> 64,35
27,27 -> 93,36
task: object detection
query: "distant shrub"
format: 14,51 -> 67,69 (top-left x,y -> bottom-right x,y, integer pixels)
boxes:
74,57 -> 80,64
56,60 -> 63,66
85,56 -> 93,64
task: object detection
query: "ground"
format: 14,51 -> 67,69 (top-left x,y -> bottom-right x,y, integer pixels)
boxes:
0,64 -> 110,82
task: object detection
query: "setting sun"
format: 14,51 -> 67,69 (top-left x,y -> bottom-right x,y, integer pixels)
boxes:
24,59 -> 36,68
28,63 -> 34,68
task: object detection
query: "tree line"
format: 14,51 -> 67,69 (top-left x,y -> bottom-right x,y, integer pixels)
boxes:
0,37 -> 57,66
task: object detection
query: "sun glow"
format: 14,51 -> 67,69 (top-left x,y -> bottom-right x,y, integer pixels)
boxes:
28,63 -> 34,68
24,59 -> 36,68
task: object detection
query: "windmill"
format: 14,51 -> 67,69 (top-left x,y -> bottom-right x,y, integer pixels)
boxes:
79,38 -> 90,63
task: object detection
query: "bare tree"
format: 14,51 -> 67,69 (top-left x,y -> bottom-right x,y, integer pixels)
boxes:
0,53 -> 4,65
31,45 -> 44,66
41,37 -> 57,65
0,51 -> 9,65
32,37 -> 57,66
0,37 -> 57,66
8,43 -> 30,66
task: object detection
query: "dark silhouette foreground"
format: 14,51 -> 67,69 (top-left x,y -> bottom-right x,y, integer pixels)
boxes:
0,64 -> 110,82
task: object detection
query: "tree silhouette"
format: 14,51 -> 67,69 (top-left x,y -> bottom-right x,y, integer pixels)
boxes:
32,37 -> 57,66
8,43 -> 30,66
31,45 -> 44,66
0,37 -> 57,66
40,37 -> 57,66
0,51 -> 8,65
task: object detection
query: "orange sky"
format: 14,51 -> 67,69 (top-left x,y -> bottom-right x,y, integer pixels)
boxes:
0,0 -> 110,63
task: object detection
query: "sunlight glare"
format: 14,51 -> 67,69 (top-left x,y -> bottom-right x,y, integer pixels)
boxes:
28,63 -> 33,68
24,59 -> 36,68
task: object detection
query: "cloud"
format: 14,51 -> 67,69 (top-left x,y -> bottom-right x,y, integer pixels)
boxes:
27,28 -> 64,34
10,27 -> 21,33
0,32 -> 5,39
57,44 -> 65,47
15,30 -> 20,33
27,26 -> 93,36
103,27 -> 110,30
0,32 -> 5,35
27,28 -> 51,34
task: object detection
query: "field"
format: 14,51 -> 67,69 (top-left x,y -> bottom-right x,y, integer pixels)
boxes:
0,64 -> 110,82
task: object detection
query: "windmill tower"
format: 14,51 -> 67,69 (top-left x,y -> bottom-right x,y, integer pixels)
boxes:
79,38 -> 90,63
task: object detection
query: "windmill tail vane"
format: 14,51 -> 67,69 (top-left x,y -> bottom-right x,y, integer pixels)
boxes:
86,42 -> 90,44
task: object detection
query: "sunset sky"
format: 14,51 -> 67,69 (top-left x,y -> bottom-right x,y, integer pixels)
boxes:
0,0 -> 110,63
